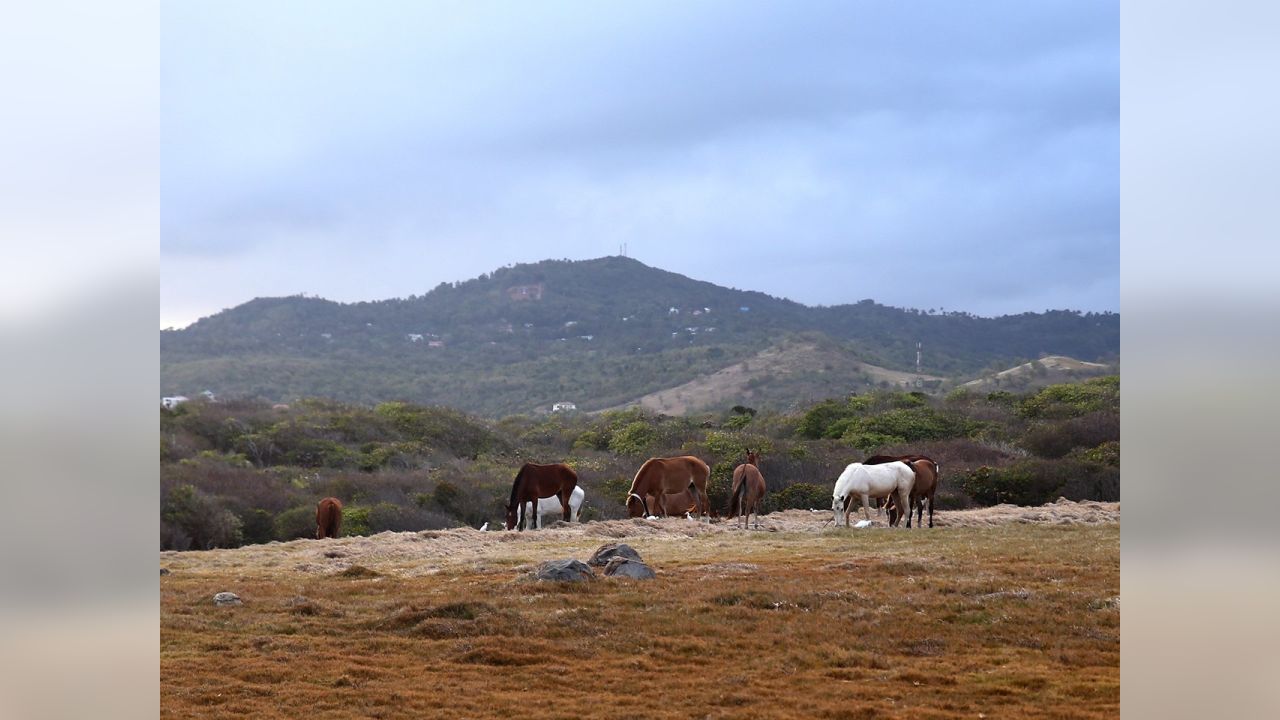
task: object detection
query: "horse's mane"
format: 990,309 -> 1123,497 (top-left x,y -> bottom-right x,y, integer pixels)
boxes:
508,464 -> 528,508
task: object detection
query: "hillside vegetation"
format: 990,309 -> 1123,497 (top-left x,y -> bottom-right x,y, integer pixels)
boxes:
161,376 -> 1119,551
161,256 -> 1119,416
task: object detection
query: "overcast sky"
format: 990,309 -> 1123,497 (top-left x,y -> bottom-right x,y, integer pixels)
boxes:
160,0 -> 1117,329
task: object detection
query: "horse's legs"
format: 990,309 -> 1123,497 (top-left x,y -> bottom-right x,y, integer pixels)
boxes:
861,493 -> 872,522
899,488 -> 912,528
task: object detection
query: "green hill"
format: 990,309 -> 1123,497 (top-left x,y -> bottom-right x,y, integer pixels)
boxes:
161,256 -> 1118,415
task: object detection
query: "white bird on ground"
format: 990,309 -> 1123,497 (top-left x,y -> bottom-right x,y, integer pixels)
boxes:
479,522 -> 489,532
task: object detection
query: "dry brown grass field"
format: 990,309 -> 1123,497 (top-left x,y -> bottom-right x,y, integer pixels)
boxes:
161,503 -> 1119,719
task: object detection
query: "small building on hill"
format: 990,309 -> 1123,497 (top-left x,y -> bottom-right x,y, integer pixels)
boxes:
552,401 -> 578,413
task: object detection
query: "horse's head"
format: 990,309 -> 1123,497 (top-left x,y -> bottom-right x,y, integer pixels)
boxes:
504,504 -> 519,531
745,448 -> 759,466
625,493 -> 647,518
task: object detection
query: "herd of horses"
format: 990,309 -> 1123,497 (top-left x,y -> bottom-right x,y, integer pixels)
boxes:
313,451 -> 940,538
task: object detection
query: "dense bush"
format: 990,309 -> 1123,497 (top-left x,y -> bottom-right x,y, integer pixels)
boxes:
765,483 -> 831,512
1020,411 -> 1119,458
961,457 -> 1118,506
160,376 -> 1119,550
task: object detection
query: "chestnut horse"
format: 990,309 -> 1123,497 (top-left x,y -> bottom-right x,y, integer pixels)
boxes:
728,449 -> 767,529
625,456 -> 710,520
637,486 -> 701,518
505,462 -> 579,531
316,497 -> 343,539
886,458 -> 940,528
865,454 -> 937,516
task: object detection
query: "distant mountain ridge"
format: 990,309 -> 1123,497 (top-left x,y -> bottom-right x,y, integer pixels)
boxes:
161,256 -> 1119,415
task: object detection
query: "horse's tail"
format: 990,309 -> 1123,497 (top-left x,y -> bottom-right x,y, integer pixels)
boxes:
730,473 -> 746,518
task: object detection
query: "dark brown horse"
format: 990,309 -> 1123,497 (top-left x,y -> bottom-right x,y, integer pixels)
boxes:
505,462 -> 579,531
884,458 -> 940,528
316,497 -> 343,539
728,449 -> 767,529
625,456 -> 710,520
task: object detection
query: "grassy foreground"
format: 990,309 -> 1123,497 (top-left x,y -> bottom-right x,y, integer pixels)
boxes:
161,523 -> 1119,719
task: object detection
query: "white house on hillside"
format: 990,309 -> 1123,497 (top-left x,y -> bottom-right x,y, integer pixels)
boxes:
552,401 -> 577,413
161,396 -> 189,410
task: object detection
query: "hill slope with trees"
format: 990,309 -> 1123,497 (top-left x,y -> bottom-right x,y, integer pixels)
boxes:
161,256 -> 1119,415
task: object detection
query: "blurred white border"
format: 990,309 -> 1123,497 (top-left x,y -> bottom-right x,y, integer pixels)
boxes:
1124,0 -> 1280,716
0,2 -> 159,717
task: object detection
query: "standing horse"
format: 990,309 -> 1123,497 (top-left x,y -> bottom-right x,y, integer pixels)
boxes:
728,449 -> 767,529
316,497 -> 343,539
521,485 -> 586,527
625,456 -> 710,520
886,458 -> 940,528
636,485 -> 702,518
864,454 -> 937,515
505,463 -> 579,531
831,462 -> 915,527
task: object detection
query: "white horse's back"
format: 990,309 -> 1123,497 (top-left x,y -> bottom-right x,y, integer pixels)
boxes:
832,462 -> 915,526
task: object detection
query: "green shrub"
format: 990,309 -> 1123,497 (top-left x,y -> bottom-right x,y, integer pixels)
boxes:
609,421 -> 656,456
960,457 -> 1118,506
765,482 -> 830,512
238,508 -> 276,546
274,505 -> 317,541
1018,376 -> 1119,419
1020,411 -> 1119,458
161,484 -> 243,550
1080,440 -> 1120,467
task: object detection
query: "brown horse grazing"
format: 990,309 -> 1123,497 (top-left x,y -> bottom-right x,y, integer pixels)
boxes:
505,462 -> 579,531
865,454 -> 936,516
728,449 -> 767,529
625,456 -> 710,520
316,497 -> 343,539
885,458 -> 940,528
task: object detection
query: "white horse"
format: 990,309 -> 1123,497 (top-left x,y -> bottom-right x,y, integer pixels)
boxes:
519,485 -> 585,528
832,462 -> 915,527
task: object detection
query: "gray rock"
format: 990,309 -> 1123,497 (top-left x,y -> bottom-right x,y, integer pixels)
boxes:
534,559 -> 595,582
603,557 -> 655,580
588,543 -> 642,567
213,591 -> 242,606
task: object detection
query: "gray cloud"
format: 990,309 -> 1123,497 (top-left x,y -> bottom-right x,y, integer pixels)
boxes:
161,0 -> 1117,328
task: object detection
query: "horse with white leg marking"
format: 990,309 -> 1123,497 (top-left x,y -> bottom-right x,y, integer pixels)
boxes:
624,456 -> 710,521
831,461 -> 915,527
728,449 -> 767,529
504,462 -> 578,531
521,485 -> 585,527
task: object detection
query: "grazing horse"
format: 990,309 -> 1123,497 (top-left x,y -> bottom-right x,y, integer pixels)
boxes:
728,449 -> 767,529
521,485 -> 586,527
886,458 -> 940,528
831,462 -> 915,527
315,497 -> 343,539
505,463 -> 579,531
625,456 -> 710,520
